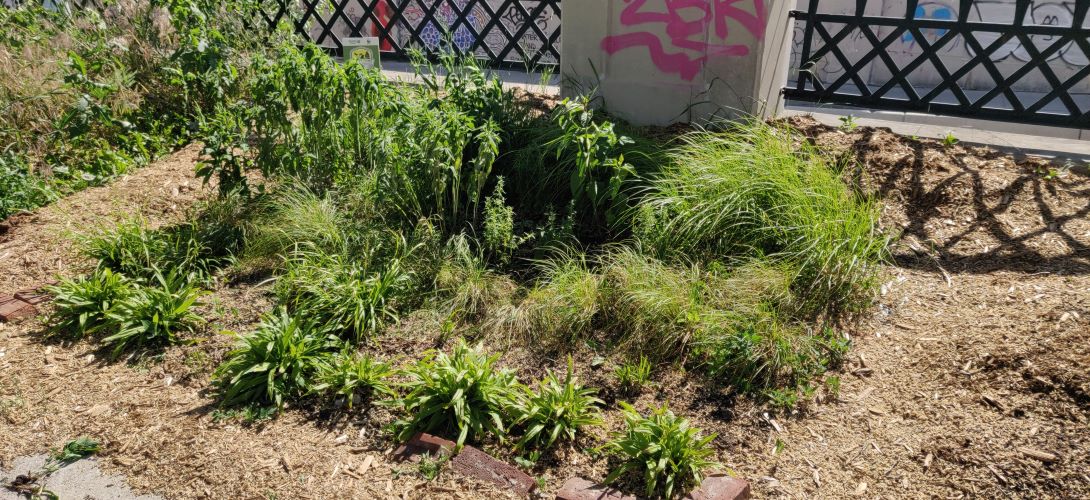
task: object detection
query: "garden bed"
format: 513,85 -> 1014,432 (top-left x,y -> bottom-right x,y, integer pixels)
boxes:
2,114 -> 1087,499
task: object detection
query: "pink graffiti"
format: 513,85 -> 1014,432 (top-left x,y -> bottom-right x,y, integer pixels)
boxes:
601,0 -> 768,81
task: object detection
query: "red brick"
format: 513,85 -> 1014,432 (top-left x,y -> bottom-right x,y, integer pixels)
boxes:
686,474 -> 751,500
555,477 -> 635,500
451,445 -> 537,497
0,298 -> 37,322
391,432 -> 455,461
15,289 -> 51,305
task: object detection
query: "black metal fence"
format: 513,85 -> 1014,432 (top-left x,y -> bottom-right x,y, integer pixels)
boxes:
787,0 -> 1090,128
252,0 -> 560,68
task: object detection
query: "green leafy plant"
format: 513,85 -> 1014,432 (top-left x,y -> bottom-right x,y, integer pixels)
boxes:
100,270 -> 205,356
0,152 -> 57,220
942,131 -> 959,147
48,437 -> 101,468
602,403 -> 719,499
614,356 -> 652,394
45,268 -> 132,339
390,341 -> 519,448
417,452 -> 448,481
313,349 -> 395,409
482,177 -> 517,263
548,96 -> 635,225
838,115 -> 858,131
509,358 -> 603,451
215,307 -> 335,410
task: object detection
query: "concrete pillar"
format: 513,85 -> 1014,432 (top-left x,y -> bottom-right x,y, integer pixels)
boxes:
561,0 -> 794,126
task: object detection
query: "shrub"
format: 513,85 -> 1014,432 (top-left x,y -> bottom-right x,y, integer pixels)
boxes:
391,341 -> 519,448
509,358 -> 602,451
614,356 -> 652,394
602,403 -> 719,499
45,268 -> 132,339
100,270 -> 204,356
313,350 -> 395,409
215,307 -> 335,410
638,120 -> 886,315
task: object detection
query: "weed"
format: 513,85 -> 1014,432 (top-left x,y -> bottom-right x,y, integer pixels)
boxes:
211,404 -> 277,425
838,115 -> 858,131
45,268 -> 132,339
0,152 -> 57,219
313,350 -> 395,409
614,356 -> 652,394
390,341 -> 519,448
482,177 -> 518,264
100,270 -> 205,357
602,403 -> 719,499
417,452 -> 448,481
942,131 -> 959,147
509,358 -> 603,451
824,375 -> 841,401
48,437 -> 100,469
215,307 -> 335,410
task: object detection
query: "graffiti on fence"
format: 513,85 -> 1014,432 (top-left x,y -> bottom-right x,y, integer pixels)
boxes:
600,0 -> 768,81
302,0 -> 558,64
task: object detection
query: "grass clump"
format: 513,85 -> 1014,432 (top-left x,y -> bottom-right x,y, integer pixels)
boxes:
391,341 -> 518,449
45,268 -> 132,339
276,247 -> 413,342
500,251 -> 602,346
215,307 -> 334,410
638,120 -> 886,315
100,270 -> 204,357
435,235 -> 516,324
313,350 -> 395,409
614,356 -> 652,394
602,403 -> 719,499
509,358 -> 603,451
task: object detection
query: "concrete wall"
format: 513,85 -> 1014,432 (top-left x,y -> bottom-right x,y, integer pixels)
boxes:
561,1 -> 793,126
790,0 -> 1090,95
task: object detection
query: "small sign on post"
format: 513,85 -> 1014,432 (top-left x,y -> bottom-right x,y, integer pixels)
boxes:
342,37 -> 381,69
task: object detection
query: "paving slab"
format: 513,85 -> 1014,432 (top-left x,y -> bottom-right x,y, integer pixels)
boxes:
1,455 -> 161,500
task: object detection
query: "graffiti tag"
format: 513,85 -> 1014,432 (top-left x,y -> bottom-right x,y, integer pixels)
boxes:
601,0 -> 767,81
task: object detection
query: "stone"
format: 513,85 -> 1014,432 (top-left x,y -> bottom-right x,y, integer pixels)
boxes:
0,297 -> 37,322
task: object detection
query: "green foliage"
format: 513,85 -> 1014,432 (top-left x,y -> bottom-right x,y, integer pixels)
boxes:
81,216 -> 234,284
391,341 -> 519,448
215,307 -> 335,410
638,121 -> 887,316
942,131 -> 959,146
49,437 -> 101,467
602,403 -> 719,499
276,246 -> 413,342
482,178 -> 517,263
100,270 -> 205,357
435,235 -> 515,323
509,358 -> 602,451
548,97 -> 635,226
0,152 -> 57,219
498,251 -> 601,346
838,114 -> 858,131
45,268 -> 132,339
614,356 -> 652,394
313,350 -> 395,409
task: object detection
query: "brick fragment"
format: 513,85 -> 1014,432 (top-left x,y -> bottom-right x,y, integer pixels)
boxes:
450,445 -> 537,496
687,474 -> 751,500
0,297 -> 37,322
391,432 -> 455,461
15,288 -> 51,305
555,477 -> 634,500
